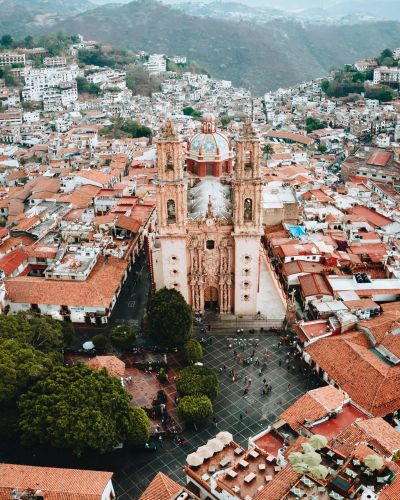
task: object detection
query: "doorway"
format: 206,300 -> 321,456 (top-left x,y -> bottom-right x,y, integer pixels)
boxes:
204,286 -> 218,310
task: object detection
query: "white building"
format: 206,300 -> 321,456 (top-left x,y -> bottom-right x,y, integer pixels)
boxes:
22,66 -> 80,102
0,52 -> 25,67
144,54 -> 166,75
44,56 -> 67,67
373,66 -> 400,85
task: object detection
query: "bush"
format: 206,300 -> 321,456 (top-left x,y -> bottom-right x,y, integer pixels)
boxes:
110,324 -> 136,352
92,334 -> 107,351
126,407 -> 151,446
177,395 -> 213,423
177,365 -> 219,400
184,339 -> 203,364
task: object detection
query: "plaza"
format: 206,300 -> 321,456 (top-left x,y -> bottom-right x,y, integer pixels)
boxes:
115,332 -> 322,499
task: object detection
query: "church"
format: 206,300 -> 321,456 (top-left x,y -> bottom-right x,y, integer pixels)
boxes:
151,115 -> 264,316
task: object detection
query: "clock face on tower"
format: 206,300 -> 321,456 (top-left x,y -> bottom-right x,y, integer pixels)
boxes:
206,218 -> 214,227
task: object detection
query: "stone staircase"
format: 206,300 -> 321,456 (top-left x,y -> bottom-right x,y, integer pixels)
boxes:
193,312 -> 284,336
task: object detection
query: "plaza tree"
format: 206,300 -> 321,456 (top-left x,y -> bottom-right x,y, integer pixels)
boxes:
0,312 -> 66,353
110,324 -> 136,352
18,364 -> 150,455
183,339 -> 203,364
177,365 -> 219,400
177,395 -> 213,423
92,334 -> 108,351
148,287 -> 192,347
0,338 -> 58,404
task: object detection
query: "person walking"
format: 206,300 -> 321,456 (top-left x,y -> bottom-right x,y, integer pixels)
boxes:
213,416 -> 218,427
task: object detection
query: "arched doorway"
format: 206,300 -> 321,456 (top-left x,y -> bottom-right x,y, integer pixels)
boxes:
204,286 -> 219,310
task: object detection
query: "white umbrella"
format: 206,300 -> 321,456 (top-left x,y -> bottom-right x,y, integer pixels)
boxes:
197,445 -> 214,459
207,438 -> 224,453
309,434 -> 328,450
216,431 -> 233,446
365,454 -> 384,471
83,341 -> 95,350
186,452 -> 204,467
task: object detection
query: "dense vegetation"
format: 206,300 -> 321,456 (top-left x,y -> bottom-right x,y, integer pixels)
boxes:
183,339 -> 203,364
176,365 -> 219,400
0,313 -> 150,454
148,288 -> 193,347
100,117 -> 152,139
177,395 -> 213,423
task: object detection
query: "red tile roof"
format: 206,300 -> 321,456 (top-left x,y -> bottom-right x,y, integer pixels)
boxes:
0,463 -> 112,500
139,472 -> 183,500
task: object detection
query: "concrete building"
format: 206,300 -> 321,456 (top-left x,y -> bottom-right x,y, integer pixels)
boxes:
0,52 -> 25,67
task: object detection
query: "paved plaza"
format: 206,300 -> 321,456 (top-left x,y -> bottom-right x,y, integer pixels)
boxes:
115,332 -> 323,499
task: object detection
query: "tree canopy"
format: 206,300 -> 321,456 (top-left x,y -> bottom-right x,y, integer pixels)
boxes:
0,312 -> 66,353
18,364 -> 149,455
183,339 -> 203,364
110,324 -> 136,352
148,288 -> 192,347
305,117 -> 327,134
100,117 -> 152,139
365,86 -> 394,102
183,107 -> 202,118
76,77 -> 102,96
177,365 -> 219,400
0,339 -> 58,404
177,395 -> 213,423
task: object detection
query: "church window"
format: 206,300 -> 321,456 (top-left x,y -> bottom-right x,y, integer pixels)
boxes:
244,150 -> 252,170
244,198 -> 253,222
167,199 -> 176,223
243,268 -> 250,276
166,151 -> 174,171
243,294 -> 250,301
206,240 -> 215,250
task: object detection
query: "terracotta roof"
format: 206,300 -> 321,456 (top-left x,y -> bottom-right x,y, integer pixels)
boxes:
115,214 -> 142,234
282,261 -> 325,277
306,331 -> 400,417
298,273 -> 332,298
5,256 -> 127,308
253,464 -> 301,500
86,356 -> 125,378
0,463 -> 112,500
280,386 -> 347,432
0,247 -> 29,276
139,472 -> 183,500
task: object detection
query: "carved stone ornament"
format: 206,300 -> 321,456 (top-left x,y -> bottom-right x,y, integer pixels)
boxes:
241,117 -> 257,137
161,120 -> 177,139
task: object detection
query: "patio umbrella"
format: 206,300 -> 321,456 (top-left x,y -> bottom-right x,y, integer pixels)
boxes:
83,341 -> 95,350
186,452 -> 204,467
309,434 -> 328,450
303,451 -> 322,467
216,431 -> 233,446
301,442 -> 315,454
288,452 -> 304,465
207,438 -> 224,453
365,454 -> 384,471
292,462 -> 309,473
197,445 -> 214,459
309,465 -> 329,480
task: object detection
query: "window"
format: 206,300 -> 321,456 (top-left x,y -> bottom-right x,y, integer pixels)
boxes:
243,294 -> 250,301
244,149 -> 252,170
206,240 -> 215,250
167,199 -> 176,223
244,198 -> 253,222
166,151 -> 174,171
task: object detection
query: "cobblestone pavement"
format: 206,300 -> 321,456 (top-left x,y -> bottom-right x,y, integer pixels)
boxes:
115,333 -> 323,499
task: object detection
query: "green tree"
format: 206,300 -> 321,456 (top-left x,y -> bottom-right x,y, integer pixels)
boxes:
18,364 -> 147,455
177,365 -> 219,400
100,117 -> 151,139
262,143 -> 274,159
305,117 -> 327,133
110,324 -> 136,352
317,144 -> 328,154
183,339 -> 203,364
321,80 -> 330,93
92,334 -> 107,351
365,86 -> 394,102
0,313 -> 64,353
76,77 -> 102,96
183,107 -> 202,118
125,407 -> 150,445
1,35 -> 13,48
148,288 -> 192,347
0,339 -> 58,404
177,395 -> 213,423
24,35 -> 34,49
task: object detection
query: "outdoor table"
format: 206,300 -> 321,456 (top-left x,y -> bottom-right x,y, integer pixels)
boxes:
201,474 -> 210,481
258,463 -> 266,471
244,472 -> 256,483
232,485 -> 241,493
239,459 -> 249,468
249,449 -> 259,459
274,466 -> 282,472
208,466 -> 216,473
227,470 -> 238,479
234,447 -> 244,455
220,457 -> 231,467
266,455 -> 274,463
265,475 -> 273,482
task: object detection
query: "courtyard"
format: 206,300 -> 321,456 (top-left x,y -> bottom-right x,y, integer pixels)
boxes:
115,332 -> 323,499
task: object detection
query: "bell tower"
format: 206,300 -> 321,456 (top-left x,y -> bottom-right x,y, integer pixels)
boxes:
152,121 -> 189,301
233,118 -> 263,315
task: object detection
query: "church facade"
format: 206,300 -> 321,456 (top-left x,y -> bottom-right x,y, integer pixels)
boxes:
151,116 -> 263,316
